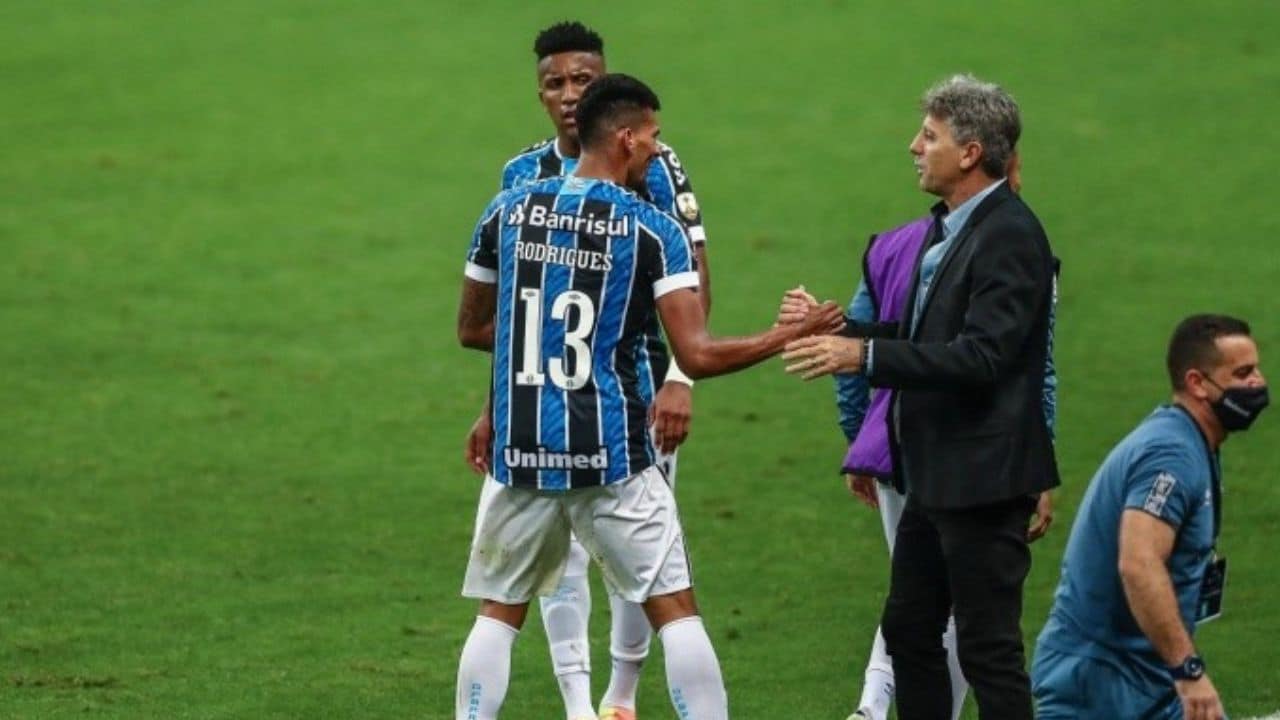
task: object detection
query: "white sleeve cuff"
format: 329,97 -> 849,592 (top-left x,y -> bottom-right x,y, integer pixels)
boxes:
664,361 -> 694,387
464,262 -> 497,283
687,225 -> 707,244
653,271 -> 699,298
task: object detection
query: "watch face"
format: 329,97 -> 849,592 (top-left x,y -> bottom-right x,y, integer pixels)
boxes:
1171,655 -> 1206,680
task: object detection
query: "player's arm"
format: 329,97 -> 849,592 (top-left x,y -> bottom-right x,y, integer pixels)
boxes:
694,245 -> 711,318
457,279 -> 496,351
459,196 -> 503,351
645,211 -> 842,379
656,287 -> 842,380
649,144 -> 711,317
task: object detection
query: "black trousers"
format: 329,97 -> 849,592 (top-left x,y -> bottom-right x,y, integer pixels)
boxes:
881,495 -> 1036,720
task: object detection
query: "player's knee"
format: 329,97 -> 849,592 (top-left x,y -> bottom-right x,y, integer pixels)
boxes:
610,629 -> 651,662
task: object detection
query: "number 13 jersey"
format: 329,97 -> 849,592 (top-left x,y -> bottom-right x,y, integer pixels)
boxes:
465,174 -> 698,490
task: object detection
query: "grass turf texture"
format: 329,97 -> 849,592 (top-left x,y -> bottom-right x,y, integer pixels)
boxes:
3,1 -> 1279,717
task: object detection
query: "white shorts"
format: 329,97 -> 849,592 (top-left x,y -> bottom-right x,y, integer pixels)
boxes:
462,466 -> 692,604
876,480 -> 908,553
655,447 -> 678,488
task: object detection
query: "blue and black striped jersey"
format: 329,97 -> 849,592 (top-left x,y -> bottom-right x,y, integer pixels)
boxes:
499,138 -> 706,395
465,175 -> 698,490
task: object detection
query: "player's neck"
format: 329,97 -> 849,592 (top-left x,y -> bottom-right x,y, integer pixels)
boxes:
573,151 -> 627,186
555,134 -> 581,159
1173,394 -> 1226,450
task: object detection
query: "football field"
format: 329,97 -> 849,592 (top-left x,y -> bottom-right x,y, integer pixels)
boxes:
3,1 -> 1279,717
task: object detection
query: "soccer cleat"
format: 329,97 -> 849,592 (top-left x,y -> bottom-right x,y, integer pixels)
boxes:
598,707 -> 636,720
845,709 -> 874,720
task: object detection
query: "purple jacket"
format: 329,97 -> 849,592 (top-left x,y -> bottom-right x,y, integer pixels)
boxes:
842,217 -> 932,479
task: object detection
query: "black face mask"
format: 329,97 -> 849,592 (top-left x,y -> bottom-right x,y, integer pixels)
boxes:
1203,376 -> 1270,432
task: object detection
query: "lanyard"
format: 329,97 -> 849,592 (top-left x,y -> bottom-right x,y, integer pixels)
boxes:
1172,403 -> 1222,542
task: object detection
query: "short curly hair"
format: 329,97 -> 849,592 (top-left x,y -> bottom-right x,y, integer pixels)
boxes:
534,21 -> 604,60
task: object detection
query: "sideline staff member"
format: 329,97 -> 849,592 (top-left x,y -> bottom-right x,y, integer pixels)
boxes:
1033,314 -> 1268,720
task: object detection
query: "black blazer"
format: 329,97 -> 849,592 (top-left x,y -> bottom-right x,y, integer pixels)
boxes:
844,182 -> 1060,509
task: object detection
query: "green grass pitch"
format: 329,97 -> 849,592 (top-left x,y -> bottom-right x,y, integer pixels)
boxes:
2,1 -> 1279,717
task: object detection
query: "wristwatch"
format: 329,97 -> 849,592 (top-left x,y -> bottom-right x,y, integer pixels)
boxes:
1168,654 -> 1206,681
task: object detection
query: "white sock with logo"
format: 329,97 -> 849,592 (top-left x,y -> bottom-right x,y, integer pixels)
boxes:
600,593 -> 652,711
658,616 -> 727,720
456,616 -> 518,720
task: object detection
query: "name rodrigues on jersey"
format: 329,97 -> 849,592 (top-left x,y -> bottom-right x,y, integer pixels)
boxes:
503,445 -> 609,470
508,203 -> 631,238
515,240 -> 613,272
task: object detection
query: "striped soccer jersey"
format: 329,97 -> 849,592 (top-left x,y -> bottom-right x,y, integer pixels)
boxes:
465,175 -> 698,490
501,138 -> 705,396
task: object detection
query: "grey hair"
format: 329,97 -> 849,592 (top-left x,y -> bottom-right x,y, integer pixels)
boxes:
922,74 -> 1021,178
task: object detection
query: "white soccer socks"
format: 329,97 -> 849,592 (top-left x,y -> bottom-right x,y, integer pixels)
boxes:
856,617 -> 967,720
540,563 -> 594,719
658,616 -> 728,720
600,593 -> 653,711
942,615 -> 968,720
858,627 -> 895,720
455,615 -> 518,720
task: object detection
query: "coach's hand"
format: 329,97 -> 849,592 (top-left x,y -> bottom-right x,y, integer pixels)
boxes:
464,410 -> 492,476
1176,674 -> 1225,720
1027,490 -> 1054,542
650,380 -> 693,454
782,333 -> 863,379
845,474 -> 879,509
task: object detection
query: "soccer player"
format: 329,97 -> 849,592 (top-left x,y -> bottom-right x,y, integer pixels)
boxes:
463,21 -> 712,720
454,74 -> 843,720
1032,315 -> 1267,719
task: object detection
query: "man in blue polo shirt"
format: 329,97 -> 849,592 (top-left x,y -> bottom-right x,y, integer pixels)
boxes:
1033,314 -> 1268,720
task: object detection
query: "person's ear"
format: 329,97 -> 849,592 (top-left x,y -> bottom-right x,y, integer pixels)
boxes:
959,141 -> 983,172
1185,368 -> 1213,401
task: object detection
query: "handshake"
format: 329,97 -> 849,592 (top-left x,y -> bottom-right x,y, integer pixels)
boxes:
775,286 -> 867,379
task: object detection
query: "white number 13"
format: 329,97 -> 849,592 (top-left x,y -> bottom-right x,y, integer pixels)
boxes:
517,289 -> 595,390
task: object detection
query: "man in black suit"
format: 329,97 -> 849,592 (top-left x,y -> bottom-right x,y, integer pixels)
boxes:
782,74 -> 1059,720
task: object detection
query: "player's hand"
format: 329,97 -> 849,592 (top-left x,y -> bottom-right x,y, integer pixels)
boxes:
1175,674 -> 1225,720
845,474 -> 879,509
794,300 -> 846,337
1027,490 -> 1054,542
649,380 -> 693,454
775,285 -> 818,326
782,333 -> 862,379
464,410 -> 492,476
